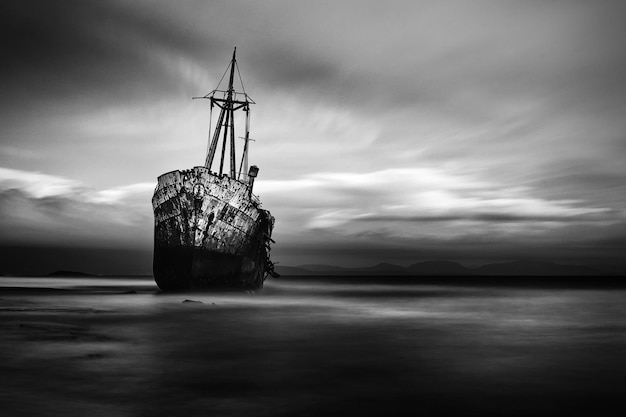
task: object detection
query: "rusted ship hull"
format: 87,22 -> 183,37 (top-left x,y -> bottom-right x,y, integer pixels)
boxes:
152,166 -> 274,291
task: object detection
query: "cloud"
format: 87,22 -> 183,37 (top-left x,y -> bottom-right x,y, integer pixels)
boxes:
1,164 -> 623,271
89,183 -> 156,206
257,167 -> 621,245
0,167 -> 154,248
0,167 -> 83,198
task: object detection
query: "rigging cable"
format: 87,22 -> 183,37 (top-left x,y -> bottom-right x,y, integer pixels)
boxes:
213,62 -> 231,94
204,100 -> 214,166
235,61 -> 248,100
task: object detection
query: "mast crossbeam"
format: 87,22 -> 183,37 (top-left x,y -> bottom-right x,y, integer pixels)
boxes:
199,47 -> 255,181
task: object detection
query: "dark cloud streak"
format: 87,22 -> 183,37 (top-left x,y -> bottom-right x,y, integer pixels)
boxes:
353,212 -> 616,223
2,1 -> 224,110
0,188 -> 152,249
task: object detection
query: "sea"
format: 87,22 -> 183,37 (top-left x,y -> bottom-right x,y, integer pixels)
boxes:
1,275 -> 625,416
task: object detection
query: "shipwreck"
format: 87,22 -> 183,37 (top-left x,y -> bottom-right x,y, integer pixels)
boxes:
152,48 -> 277,291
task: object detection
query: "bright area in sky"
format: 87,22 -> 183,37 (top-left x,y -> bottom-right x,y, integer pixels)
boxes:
1,1 -> 625,272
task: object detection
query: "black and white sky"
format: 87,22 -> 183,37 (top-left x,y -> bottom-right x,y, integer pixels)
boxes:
1,1 -> 625,273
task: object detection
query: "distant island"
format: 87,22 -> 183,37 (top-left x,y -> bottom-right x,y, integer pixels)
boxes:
45,271 -> 152,278
275,260 -> 607,276
47,270 -> 99,277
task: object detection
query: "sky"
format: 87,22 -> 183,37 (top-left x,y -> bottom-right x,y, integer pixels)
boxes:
1,0 -> 625,274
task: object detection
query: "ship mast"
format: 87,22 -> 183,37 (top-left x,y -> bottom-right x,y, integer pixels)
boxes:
194,47 -> 255,180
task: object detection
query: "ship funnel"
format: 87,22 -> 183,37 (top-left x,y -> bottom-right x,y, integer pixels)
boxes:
248,165 -> 259,194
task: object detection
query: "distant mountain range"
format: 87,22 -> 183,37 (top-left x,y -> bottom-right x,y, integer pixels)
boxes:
48,270 -> 98,277
2,261 -> 615,279
275,260 -> 603,276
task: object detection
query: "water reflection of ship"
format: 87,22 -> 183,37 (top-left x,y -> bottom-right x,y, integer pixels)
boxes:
152,48 -> 278,291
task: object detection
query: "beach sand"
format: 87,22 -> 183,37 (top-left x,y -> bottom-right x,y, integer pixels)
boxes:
1,276 -> 625,416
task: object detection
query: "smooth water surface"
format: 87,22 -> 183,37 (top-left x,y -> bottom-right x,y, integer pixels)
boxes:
1,276 -> 625,416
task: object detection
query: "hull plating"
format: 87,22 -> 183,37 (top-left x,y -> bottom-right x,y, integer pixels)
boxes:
152,166 -> 274,291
